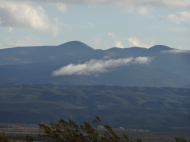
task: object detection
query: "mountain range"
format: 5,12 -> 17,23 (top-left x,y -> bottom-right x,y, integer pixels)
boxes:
1,41 -> 190,132
0,41 -> 190,87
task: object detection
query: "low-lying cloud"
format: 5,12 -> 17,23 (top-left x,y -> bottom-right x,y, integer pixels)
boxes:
52,57 -> 153,76
161,49 -> 190,54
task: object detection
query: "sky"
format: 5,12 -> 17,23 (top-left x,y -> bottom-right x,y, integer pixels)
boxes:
0,0 -> 190,50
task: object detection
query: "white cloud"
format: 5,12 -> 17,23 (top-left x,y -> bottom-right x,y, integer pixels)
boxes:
161,49 -> 190,54
127,37 -> 153,48
0,1 -> 58,35
161,11 -> 190,24
52,57 -> 153,76
4,0 -> 189,18
108,32 -> 124,48
115,41 -> 124,49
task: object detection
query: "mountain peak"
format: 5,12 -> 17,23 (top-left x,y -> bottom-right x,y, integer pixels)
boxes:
59,41 -> 87,46
58,41 -> 94,51
149,45 -> 172,51
106,47 -> 124,51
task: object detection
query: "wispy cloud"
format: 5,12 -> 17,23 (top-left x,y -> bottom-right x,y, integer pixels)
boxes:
88,22 -> 93,26
127,37 -> 153,48
108,32 -> 124,48
125,6 -> 152,15
0,1 -> 59,35
52,57 -> 153,76
52,3 -> 67,13
161,49 -> 190,54
161,11 -> 190,24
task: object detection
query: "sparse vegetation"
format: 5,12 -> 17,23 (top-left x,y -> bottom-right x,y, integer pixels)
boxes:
1,117 -> 189,142
0,131 -> 34,142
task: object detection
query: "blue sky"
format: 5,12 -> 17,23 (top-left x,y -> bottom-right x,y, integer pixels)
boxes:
0,0 -> 190,50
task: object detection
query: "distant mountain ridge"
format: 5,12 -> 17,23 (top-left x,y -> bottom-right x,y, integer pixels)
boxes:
0,41 -> 190,87
0,41 -> 179,65
0,41 -> 175,64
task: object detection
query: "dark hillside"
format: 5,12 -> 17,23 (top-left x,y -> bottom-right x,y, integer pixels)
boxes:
0,84 -> 189,132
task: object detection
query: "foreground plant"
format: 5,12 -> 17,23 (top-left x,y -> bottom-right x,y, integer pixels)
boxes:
38,116 -> 141,142
1,117 -> 189,142
175,137 -> 189,142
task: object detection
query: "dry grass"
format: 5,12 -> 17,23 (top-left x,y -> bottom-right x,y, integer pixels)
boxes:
0,124 -> 39,134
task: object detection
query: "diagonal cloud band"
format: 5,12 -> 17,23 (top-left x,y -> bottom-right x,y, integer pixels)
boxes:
161,49 -> 190,54
52,57 -> 153,76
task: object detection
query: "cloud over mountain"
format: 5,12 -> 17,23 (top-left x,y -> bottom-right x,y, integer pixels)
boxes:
52,57 -> 153,76
127,37 -> 153,48
161,49 -> 190,54
108,32 -> 124,48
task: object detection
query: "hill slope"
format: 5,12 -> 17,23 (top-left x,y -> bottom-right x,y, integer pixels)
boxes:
0,84 -> 190,132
